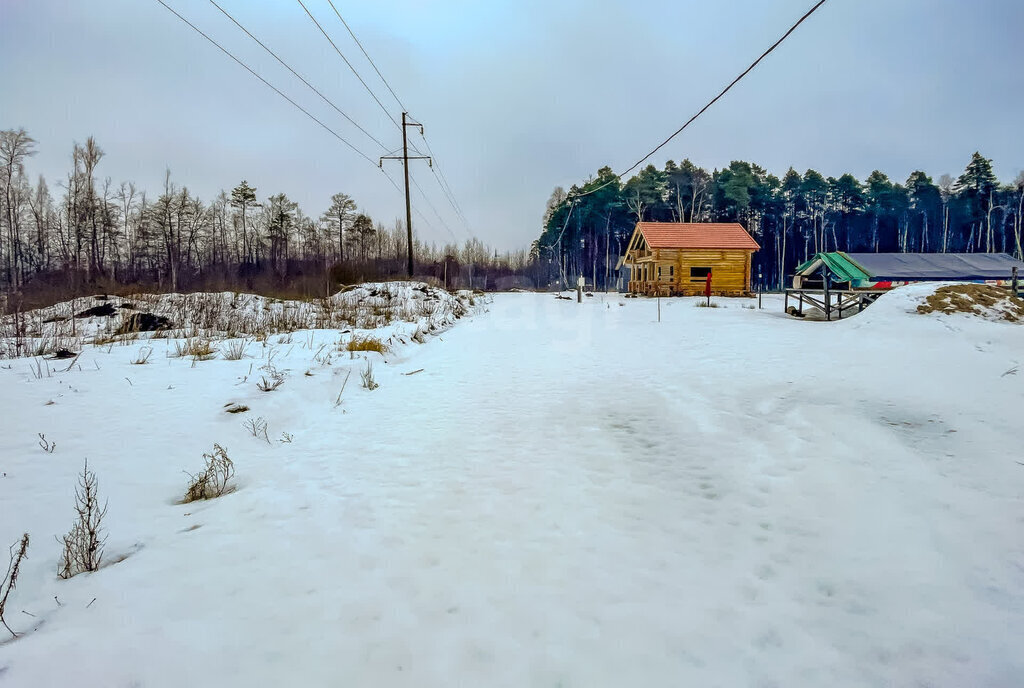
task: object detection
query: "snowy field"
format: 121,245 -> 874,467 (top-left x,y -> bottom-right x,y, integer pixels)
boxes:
1,285 -> 1023,687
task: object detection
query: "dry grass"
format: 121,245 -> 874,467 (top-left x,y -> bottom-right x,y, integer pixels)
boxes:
171,338 -> 219,360
345,335 -> 388,354
1,283 -> 471,360
222,339 -> 249,361
917,284 -> 1024,322
360,359 -> 379,390
131,346 -> 153,365
256,364 -> 285,392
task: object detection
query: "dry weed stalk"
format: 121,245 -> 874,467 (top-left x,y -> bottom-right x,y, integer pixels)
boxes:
256,364 -> 285,392
360,360 -> 379,390
58,460 -> 108,579
183,444 -> 235,502
243,416 -> 271,444
1,533 -> 30,637
38,433 -> 56,453
223,339 -> 249,361
131,346 -> 153,365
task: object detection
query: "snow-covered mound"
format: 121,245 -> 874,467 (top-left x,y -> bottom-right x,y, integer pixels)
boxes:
916,283 -> 1024,322
838,282 -> 1023,328
0,282 -> 476,359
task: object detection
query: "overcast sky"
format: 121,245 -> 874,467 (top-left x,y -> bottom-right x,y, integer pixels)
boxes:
2,0 -> 1023,251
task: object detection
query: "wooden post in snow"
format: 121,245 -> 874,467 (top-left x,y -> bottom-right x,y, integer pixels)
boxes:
823,265 -> 831,321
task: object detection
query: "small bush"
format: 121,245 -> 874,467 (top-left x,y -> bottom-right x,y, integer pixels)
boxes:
58,459 -> 108,579
183,444 -> 235,502
694,301 -> 720,308
345,335 -> 388,354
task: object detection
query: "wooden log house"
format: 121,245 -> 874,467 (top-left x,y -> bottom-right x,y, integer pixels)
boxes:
623,222 -> 760,296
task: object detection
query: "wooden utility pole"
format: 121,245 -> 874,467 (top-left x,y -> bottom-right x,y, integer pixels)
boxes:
380,112 -> 430,277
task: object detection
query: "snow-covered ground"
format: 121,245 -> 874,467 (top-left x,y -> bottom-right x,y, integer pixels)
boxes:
1,285 -> 1022,687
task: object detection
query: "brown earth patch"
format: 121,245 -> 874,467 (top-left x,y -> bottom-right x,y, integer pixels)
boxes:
917,284 -> 1024,322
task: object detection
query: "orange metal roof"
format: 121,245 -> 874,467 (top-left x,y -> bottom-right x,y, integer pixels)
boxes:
637,222 -> 760,250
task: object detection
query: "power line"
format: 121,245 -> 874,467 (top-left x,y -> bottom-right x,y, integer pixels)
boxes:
325,0 -> 406,113
419,133 -> 470,231
156,0 -> 408,211
295,0 -> 400,130
323,3 -> 473,236
156,1 -> 438,259
155,0 -> 377,167
410,172 -> 458,242
297,0 -> 459,245
381,166 -> 435,232
569,0 -> 829,201
209,0 -> 448,245
209,0 -> 388,151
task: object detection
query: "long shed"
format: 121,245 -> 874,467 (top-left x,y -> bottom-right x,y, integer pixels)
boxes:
623,222 -> 760,296
794,252 -> 1024,289
787,251 -> 1024,320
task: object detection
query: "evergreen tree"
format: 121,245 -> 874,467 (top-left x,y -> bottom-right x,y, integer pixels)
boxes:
954,152 -> 998,251
229,180 -> 257,263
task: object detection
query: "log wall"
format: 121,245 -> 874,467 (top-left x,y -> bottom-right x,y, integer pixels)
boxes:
628,249 -> 753,295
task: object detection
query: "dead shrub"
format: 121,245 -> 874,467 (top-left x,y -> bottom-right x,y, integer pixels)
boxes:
131,346 -> 153,365
183,443 -> 236,502
58,459 -> 108,579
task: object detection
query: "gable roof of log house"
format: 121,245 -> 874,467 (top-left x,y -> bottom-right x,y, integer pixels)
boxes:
634,222 -> 760,251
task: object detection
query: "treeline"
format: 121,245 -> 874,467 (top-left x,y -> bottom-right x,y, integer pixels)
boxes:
535,154 -> 1024,290
0,128 -> 528,308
